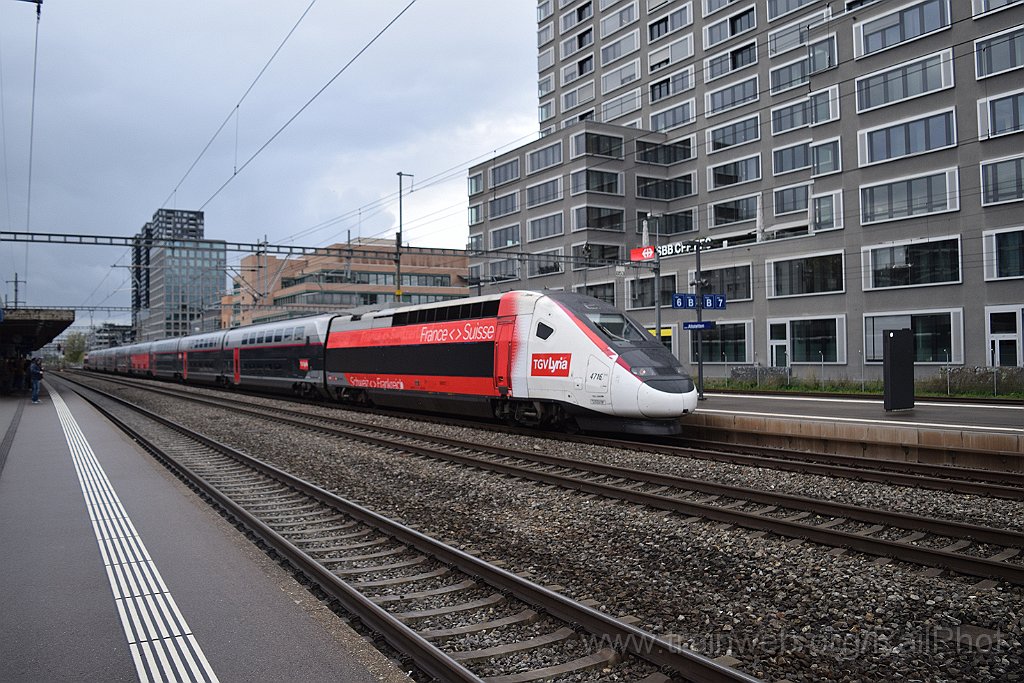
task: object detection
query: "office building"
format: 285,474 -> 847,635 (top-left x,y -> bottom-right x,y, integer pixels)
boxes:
132,209 -> 227,340
468,0 -> 1024,380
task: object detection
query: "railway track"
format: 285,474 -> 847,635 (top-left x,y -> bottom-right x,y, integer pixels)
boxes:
69,374 -> 1024,587
60,375 -> 755,683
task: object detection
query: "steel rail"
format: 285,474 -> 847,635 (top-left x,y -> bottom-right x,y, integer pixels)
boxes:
125,383 -> 1024,585
62,375 -> 758,683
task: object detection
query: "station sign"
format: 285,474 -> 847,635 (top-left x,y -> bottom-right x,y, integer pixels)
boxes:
683,321 -> 717,331
630,245 -> 656,262
672,293 -> 727,309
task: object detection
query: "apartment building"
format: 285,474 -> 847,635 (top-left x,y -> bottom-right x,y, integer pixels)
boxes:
468,0 -> 1024,380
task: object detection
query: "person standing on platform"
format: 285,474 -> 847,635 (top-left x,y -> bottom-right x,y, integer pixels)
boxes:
29,358 -> 43,404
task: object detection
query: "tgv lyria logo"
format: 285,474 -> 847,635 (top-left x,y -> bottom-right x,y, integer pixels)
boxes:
531,353 -> 571,377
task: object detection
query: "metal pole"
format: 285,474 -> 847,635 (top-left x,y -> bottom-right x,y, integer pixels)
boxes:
653,218 -> 661,351
396,172 -> 413,301
695,240 -> 704,400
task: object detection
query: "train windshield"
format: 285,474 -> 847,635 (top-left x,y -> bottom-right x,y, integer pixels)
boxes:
586,313 -> 651,343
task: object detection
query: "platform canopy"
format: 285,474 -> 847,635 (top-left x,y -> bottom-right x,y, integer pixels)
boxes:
0,308 -> 75,357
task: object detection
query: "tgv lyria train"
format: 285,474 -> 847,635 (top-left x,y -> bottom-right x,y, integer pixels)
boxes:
84,291 -> 699,434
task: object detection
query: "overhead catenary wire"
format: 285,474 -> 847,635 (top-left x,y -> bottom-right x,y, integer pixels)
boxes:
199,0 -> 419,211
159,0 -> 319,210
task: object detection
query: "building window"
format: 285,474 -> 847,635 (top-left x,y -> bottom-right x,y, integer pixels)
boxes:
563,81 -> 596,111
811,192 -> 843,232
768,252 -> 844,298
710,195 -> 758,227
982,155 -> 1024,205
468,204 -> 483,226
691,263 -> 752,300
489,259 -> 519,282
650,99 -> 696,132
984,227 -> 1024,279
856,0 -> 950,58
985,305 -> 1022,368
859,109 -> 956,166
705,6 -> 756,49
490,159 -> 520,187
812,139 -> 841,175
570,169 -> 620,195
856,50 -> 953,112
572,242 -> 621,268
773,141 -> 810,175
526,178 -> 562,207
528,249 -> 564,278
973,0 -> 1024,16
489,192 -> 519,219
976,26 -> 1024,78
690,321 -> 750,364
649,34 -> 694,72
648,3 -> 693,42
705,41 -> 757,82
864,237 -> 960,289
601,2 -> 638,37
708,114 -> 759,153
710,155 -> 760,190
562,54 -> 595,85
979,89 -> 1024,138
561,26 -> 594,59
864,310 -> 961,363
572,132 -> 624,157
767,0 -> 817,21
636,138 -> 694,164
560,1 -> 593,33
574,206 -> 625,231
628,274 -> 677,309
771,86 -> 839,134
538,0 -> 554,21
577,281 -> 616,305
650,67 -> 695,102
706,76 -> 758,116
467,233 -> 483,253
601,29 -> 640,66
860,169 -> 958,224
774,184 -> 810,216
529,212 -> 564,241
769,9 -> 830,56
637,174 -> 695,200
490,224 -> 520,249
601,88 -> 643,120
602,59 -> 641,93
645,209 -> 697,235
527,142 -> 563,173
768,316 -> 845,364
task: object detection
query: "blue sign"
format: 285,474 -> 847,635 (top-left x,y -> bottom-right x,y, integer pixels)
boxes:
703,294 -> 727,310
683,321 -> 717,331
672,293 -> 698,309
673,293 -> 726,309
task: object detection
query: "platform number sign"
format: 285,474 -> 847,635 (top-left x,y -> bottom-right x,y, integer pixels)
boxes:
672,293 -> 727,309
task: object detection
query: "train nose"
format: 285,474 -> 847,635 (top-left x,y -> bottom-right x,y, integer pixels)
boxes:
636,378 -> 699,418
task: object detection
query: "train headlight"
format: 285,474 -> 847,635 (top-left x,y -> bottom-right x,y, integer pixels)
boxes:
630,366 -> 656,377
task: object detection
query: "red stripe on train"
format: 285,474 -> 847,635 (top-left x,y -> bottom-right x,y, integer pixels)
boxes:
342,373 -> 499,396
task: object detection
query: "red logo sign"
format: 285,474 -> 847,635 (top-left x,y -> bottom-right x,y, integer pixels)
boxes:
531,353 -> 571,377
630,245 -> 656,262
299,358 -> 310,372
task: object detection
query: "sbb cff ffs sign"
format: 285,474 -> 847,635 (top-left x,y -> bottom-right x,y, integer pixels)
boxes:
630,245 -> 656,261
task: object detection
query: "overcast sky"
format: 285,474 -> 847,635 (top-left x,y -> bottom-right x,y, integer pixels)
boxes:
0,0 -> 537,327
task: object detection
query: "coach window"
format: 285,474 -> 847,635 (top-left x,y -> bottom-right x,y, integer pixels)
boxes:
537,322 -> 555,340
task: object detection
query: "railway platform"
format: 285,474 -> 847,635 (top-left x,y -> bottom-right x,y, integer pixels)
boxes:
692,392 -> 1024,469
0,381 -> 409,683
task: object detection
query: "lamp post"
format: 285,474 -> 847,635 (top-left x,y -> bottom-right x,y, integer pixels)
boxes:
396,172 -> 413,300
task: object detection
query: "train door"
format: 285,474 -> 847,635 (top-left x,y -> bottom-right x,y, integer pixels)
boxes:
181,352 -> 188,381
494,317 -> 515,396
233,347 -> 241,384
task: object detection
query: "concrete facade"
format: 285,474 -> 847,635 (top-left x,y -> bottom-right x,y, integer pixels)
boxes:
468,0 -> 1024,382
